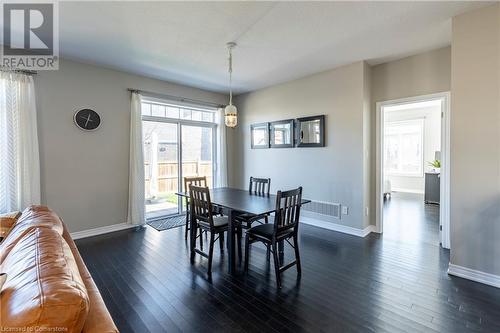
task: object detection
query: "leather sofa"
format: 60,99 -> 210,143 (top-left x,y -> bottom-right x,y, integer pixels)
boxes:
0,206 -> 118,333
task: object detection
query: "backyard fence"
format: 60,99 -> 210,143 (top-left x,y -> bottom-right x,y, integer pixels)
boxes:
145,160 -> 212,197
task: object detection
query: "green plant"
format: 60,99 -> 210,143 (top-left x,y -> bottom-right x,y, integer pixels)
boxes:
428,159 -> 441,168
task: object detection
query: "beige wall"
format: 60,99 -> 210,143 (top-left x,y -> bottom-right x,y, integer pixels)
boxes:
370,47 -> 451,225
450,4 -> 500,275
233,62 -> 371,230
35,59 -> 226,233
371,46 -> 451,103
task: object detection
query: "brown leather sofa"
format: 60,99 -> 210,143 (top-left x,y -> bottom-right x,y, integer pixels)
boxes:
0,206 -> 118,333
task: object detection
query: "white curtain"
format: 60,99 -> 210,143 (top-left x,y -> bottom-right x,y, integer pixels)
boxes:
0,71 -> 40,213
216,108 -> 228,187
127,92 -> 145,225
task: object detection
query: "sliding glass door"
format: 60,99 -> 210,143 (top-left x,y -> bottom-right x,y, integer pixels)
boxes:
143,121 -> 180,220
180,125 -> 214,213
142,99 -> 217,220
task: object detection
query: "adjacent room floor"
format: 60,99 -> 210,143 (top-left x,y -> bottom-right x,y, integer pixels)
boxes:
77,211 -> 500,333
383,191 -> 440,246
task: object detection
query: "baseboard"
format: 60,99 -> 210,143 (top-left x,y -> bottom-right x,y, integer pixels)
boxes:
392,188 -> 424,194
71,222 -> 137,240
448,264 -> 500,289
301,213 -> 375,238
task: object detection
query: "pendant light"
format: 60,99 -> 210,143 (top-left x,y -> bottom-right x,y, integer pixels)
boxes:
224,42 -> 237,128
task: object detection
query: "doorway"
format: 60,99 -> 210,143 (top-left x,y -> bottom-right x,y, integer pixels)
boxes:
376,93 -> 450,248
141,98 -> 217,220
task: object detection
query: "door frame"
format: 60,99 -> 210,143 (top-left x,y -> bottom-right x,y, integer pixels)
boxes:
375,92 -> 451,249
142,115 -> 218,217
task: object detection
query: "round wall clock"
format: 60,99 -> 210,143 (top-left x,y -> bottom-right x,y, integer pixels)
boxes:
74,109 -> 101,131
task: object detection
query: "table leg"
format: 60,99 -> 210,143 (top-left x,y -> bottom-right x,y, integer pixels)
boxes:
227,209 -> 235,274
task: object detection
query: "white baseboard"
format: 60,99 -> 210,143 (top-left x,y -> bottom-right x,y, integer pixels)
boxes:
301,213 -> 375,238
448,263 -> 500,289
392,188 -> 424,194
71,222 -> 137,240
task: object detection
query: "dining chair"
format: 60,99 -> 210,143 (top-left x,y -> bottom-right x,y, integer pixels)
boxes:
244,186 -> 303,288
235,177 -> 271,259
189,185 -> 228,276
184,176 -> 222,240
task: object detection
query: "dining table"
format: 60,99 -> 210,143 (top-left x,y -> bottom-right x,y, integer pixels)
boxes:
176,187 -> 311,275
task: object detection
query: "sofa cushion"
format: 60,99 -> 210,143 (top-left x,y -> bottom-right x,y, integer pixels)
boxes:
0,227 -> 89,333
0,205 -> 63,263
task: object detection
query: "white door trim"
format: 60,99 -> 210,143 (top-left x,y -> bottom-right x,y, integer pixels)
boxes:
375,92 -> 451,249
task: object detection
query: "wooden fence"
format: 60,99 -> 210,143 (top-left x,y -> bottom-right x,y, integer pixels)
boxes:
145,160 -> 212,197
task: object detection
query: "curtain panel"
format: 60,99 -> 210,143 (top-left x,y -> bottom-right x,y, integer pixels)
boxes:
127,92 -> 145,225
216,108 -> 228,187
0,71 -> 40,213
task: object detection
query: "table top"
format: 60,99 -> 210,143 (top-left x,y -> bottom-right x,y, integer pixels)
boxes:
177,187 -> 311,215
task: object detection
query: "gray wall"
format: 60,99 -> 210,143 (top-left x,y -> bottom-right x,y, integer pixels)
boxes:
232,61 -> 370,230
35,59 -> 227,232
450,4 -> 500,275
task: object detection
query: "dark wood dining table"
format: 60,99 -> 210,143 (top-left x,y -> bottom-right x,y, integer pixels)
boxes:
176,187 -> 310,274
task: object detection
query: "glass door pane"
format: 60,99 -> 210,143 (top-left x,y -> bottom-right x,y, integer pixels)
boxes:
181,125 -> 214,211
143,121 -> 179,219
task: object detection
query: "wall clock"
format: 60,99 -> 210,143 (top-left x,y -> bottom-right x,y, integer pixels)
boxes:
74,109 -> 101,131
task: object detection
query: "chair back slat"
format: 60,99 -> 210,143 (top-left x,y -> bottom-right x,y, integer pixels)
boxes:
189,185 -> 214,227
248,177 -> 271,195
184,176 -> 208,192
273,187 -> 303,234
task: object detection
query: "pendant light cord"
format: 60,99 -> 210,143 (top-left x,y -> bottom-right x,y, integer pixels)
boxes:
228,44 -> 233,106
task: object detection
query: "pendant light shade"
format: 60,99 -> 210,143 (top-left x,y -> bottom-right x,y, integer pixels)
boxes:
225,42 -> 237,128
224,104 -> 237,127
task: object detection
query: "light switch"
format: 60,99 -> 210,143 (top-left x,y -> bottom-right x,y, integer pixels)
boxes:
342,206 -> 349,215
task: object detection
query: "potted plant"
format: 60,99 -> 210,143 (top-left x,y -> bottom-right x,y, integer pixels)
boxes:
428,159 -> 441,173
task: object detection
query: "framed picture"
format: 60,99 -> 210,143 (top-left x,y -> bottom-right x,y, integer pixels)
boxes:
296,115 -> 325,147
270,119 -> 294,148
250,123 -> 270,149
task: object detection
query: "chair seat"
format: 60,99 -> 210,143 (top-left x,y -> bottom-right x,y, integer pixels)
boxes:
198,216 -> 228,228
247,223 -> 293,239
235,212 -> 268,226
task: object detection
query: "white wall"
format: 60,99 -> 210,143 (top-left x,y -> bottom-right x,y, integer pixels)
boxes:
450,4 -> 500,276
35,59 -> 226,233
232,61 -> 371,230
384,105 -> 441,193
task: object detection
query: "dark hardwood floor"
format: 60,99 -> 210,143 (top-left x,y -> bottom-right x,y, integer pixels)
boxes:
77,200 -> 500,332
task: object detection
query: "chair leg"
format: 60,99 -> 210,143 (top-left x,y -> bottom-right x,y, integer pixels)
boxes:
207,232 -> 215,276
271,241 -> 281,288
266,245 -> 271,262
219,232 -> 225,254
293,234 -> 301,275
244,233 -> 250,272
264,216 -> 268,224
199,228 -> 203,251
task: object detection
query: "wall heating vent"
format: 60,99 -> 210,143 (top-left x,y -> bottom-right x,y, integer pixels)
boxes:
302,200 -> 341,219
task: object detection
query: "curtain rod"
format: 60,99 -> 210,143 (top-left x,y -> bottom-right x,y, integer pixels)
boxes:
0,68 -> 37,75
128,88 -> 224,109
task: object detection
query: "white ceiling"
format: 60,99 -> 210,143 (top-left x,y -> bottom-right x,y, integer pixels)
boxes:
57,1 -> 489,94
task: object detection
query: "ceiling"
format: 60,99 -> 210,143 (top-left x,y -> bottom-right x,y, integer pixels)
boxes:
56,1 -> 489,94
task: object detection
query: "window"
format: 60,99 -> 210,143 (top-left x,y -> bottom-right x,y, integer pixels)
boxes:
384,119 -> 424,176
141,100 -> 215,123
